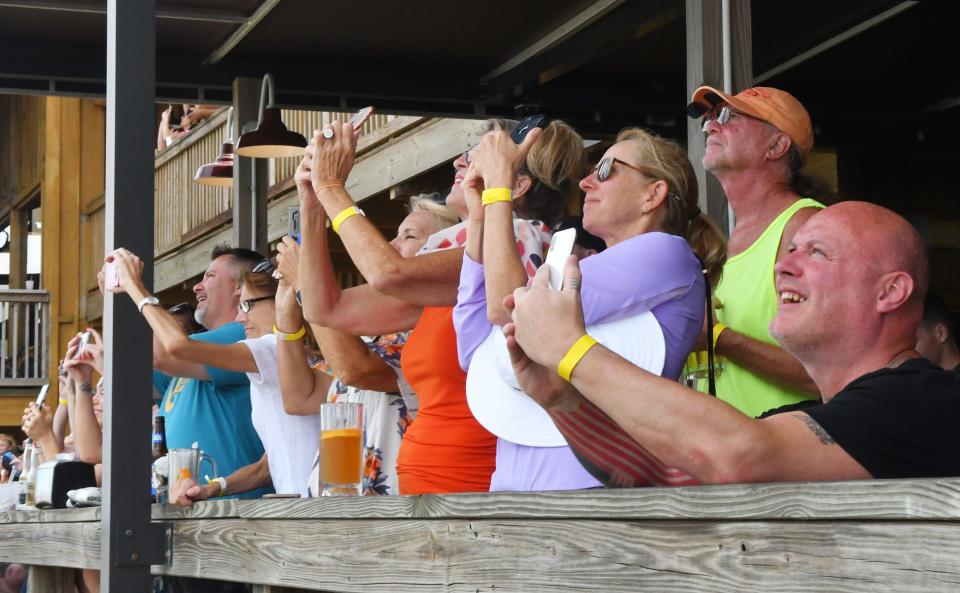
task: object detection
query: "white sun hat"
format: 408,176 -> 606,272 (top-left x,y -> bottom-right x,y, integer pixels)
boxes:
466,310 -> 665,447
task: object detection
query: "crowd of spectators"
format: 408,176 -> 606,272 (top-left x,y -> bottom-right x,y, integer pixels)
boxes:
11,83 -> 960,591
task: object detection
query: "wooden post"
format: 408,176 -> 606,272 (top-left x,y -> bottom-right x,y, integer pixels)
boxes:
8,206 -> 26,290
232,77 -> 270,254
685,0 -> 752,233
42,97 -> 84,391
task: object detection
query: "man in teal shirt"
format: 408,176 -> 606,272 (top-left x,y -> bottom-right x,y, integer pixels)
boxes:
152,245 -> 271,499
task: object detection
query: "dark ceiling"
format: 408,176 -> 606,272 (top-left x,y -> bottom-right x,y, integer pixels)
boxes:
0,0 -> 956,144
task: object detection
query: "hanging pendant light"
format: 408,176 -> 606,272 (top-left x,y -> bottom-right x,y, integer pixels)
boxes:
235,73 -> 307,158
194,107 -> 236,186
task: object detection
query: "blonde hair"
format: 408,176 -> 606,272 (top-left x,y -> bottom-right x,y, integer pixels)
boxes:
408,193 -> 459,230
615,127 -> 727,287
520,120 -> 588,228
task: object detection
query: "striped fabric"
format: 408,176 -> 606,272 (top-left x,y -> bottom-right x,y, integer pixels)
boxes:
551,401 -> 699,487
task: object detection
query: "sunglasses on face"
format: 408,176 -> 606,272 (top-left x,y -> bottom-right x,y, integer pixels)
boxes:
699,105 -> 755,131
593,157 -> 659,183
251,259 -> 274,274
238,295 -> 274,314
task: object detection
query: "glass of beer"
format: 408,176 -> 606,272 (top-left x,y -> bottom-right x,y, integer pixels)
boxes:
319,402 -> 363,496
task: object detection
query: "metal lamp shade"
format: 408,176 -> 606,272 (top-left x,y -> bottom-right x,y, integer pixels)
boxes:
194,142 -> 235,186
235,107 -> 307,158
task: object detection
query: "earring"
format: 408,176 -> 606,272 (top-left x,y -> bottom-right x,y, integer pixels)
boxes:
642,206 -> 648,215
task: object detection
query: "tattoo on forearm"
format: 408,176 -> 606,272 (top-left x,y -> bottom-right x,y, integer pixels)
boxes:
798,414 -> 836,445
78,383 -> 94,395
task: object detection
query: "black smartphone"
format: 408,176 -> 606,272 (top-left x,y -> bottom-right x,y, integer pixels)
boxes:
510,114 -> 547,144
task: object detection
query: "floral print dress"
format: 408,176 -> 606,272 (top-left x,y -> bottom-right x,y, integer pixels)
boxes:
306,333 -> 417,496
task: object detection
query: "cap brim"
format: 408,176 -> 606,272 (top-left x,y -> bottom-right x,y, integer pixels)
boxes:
687,86 -> 731,118
686,85 -> 765,121
466,312 -> 665,447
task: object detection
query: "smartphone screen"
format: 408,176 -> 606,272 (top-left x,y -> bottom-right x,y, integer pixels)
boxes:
510,114 -> 547,144
543,228 -> 576,290
288,206 -> 301,244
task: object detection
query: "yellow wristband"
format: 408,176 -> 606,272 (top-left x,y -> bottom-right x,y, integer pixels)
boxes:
273,325 -> 307,341
712,323 -> 727,351
58,398 -> 69,406
481,187 -> 512,206
557,334 -> 599,382
331,206 -> 364,234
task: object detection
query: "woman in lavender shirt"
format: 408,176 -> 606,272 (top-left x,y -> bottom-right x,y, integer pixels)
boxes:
455,127 -> 727,491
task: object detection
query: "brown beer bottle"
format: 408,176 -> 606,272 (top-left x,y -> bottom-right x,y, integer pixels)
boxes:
152,416 -> 168,459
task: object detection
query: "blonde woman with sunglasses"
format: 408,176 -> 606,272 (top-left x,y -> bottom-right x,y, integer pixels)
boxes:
455,127 -> 727,490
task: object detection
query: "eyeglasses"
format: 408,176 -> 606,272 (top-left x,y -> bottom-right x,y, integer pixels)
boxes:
251,259 -> 274,274
593,157 -> 659,183
238,295 -> 274,314
462,143 -> 478,165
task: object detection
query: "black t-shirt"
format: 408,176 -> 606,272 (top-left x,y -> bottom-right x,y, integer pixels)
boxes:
761,358 -> 960,479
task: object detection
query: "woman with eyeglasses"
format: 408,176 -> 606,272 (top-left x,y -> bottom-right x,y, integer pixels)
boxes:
108,249 -> 323,500
455,127 -> 727,491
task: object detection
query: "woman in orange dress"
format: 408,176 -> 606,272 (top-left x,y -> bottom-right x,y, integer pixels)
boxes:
297,118 -> 575,493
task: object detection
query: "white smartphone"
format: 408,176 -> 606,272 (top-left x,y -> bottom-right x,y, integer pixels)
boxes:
349,106 -> 375,131
74,331 -> 91,359
543,228 -> 577,290
35,384 -> 49,406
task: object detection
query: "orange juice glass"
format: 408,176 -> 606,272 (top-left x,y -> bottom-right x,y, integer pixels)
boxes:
319,402 -> 363,496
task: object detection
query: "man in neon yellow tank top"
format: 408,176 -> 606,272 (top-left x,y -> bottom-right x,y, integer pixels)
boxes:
686,86 -> 824,417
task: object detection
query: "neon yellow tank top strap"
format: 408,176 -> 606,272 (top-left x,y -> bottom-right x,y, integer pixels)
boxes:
711,197 -> 824,417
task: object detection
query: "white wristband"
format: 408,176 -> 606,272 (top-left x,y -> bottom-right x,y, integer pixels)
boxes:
211,476 -> 227,496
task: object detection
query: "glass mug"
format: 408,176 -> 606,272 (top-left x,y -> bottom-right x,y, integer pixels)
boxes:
319,402 -> 363,496
683,351 -> 724,389
167,447 -> 218,485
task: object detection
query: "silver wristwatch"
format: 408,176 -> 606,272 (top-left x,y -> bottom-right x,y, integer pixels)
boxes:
137,295 -> 160,313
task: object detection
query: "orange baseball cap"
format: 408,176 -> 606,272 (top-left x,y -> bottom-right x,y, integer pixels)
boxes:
687,86 -> 814,156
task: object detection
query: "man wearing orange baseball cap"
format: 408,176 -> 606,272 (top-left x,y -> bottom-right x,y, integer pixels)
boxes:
686,86 -> 826,417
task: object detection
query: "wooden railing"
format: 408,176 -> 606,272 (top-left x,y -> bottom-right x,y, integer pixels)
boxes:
0,290 -> 50,386
154,110 -> 233,257
152,108 -> 406,259
3,479 -> 960,592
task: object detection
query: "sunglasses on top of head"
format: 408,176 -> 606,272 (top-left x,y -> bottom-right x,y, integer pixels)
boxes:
168,302 -> 193,315
251,259 -> 275,274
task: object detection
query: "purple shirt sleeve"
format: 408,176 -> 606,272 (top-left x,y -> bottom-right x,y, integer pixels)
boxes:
580,232 -> 701,324
453,252 -> 492,370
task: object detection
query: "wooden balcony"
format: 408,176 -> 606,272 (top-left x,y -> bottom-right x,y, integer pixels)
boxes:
3,478 -> 960,592
0,290 -> 50,387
